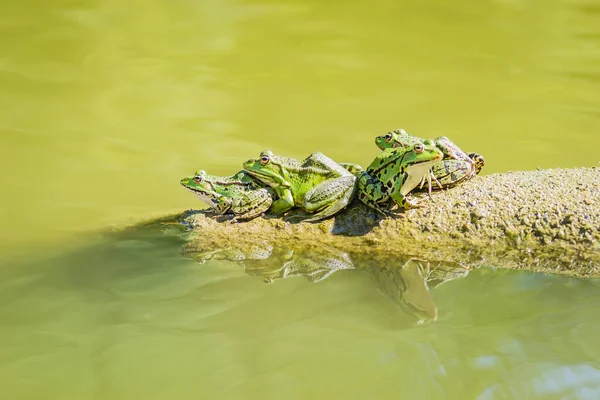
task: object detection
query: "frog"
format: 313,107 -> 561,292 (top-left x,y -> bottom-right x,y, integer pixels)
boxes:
242,150 -> 356,222
180,170 -> 274,222
354,143 -> 443,214
375,128 -> 485,191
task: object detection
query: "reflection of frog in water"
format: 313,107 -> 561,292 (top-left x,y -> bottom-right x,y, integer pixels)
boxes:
370,259 -> 469,322
182,241 -> 354,283
181,240 -> 274,264
245,246 -> 354,284
182,240 -> 470,322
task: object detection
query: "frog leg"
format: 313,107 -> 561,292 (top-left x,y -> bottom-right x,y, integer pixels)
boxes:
355,171 -> 391,216
213,197 -> 233,215
305,152 -> 360,180
270,187 -> 295,215
390,174 -> 422,210
433,136 -> 475,165
467,152 -> 485,175
430,159 -> 473,189
339,162 -> 364,177
418,170 -> 444,194
301,174 -> 357,221
230,189 -> 274,221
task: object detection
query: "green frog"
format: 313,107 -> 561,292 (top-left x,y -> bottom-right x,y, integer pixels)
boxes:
242,150 -> 356,222
375,129 -> 485,191
180,170 -> 274,222
355,143 -> 443,214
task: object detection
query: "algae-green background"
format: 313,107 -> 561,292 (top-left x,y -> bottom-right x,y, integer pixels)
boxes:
1,0 -> 600,399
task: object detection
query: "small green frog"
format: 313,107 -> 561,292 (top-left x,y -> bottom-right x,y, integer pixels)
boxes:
243,150 -> 356,222
355,143 -> 443,214
180,170 -> 274,222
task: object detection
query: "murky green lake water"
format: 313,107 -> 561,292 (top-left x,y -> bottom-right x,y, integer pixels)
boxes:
1,0 -> 600,398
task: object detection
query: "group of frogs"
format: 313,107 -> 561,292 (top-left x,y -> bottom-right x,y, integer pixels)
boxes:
180,128 -> 485,222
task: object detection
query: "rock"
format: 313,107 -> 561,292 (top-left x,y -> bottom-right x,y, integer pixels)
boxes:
176,167 -> 600,278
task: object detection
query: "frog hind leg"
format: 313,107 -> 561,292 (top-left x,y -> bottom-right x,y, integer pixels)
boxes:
230,190 -> 273,222
428,159 -> 473,190
338,162 -> 365,177
434,136 -> 475,165
355,172 -> 391,217
467,152 -> 485,175
301,175 -> 357,222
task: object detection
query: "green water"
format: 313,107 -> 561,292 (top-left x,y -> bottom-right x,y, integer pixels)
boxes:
1,0 -> 600,398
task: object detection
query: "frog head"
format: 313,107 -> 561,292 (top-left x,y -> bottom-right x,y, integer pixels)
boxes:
180,170 -> 224,208
400,143 -> 444,195
242,150 -> 289,188
375,130 -> 397,150
375,129 -> 413,150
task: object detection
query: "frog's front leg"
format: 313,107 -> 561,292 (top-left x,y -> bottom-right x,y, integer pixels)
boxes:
214,197 -> 233,215
389,191 -> 420,210
301,174 -> 357,221
418,169 -> 444,194
390,175 -> 422,210
270,187 -> 295,214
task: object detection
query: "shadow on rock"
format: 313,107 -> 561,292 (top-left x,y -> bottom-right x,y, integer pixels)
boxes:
330,201 -> 384,236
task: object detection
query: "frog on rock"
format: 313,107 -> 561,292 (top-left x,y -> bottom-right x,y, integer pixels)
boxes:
354,143 -> 443,215
180,170 -> 274,222
242,150 -> 356,222
375,129 -> 485,192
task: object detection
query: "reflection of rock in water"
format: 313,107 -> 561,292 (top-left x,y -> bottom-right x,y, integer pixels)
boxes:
181,240 -> 469,322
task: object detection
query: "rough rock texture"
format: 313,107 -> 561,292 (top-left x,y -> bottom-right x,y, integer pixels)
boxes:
177,167 -> 600,278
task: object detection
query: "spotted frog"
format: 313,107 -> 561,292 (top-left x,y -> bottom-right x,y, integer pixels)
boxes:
376,129 -> 485,191
354,143 -> 443,214
180,170 -> 274,222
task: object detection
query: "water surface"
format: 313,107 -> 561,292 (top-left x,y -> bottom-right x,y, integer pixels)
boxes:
2,224 -> 600,399
1,0 -> 600,398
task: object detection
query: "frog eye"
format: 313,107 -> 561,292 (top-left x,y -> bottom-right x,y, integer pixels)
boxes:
260,154 -> 271,165
384,133 -> 393,142
414,144 -> 424,154
193,174 -> 204,183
